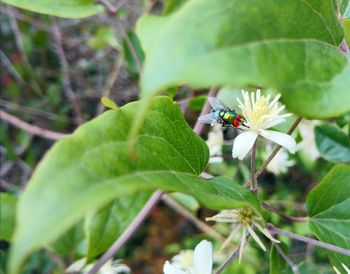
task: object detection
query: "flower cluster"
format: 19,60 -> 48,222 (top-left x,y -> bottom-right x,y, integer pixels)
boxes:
206,207 -> 279,262
232,90 -> 296,159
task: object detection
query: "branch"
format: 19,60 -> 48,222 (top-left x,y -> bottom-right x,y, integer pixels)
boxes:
51,18 -> 83,125
262,202 -> 308,223
161,194 -> 225,242
214,232 -> 250,274
250,139 -> 258,193
255,117 -> 302,178
267,224 -> 350,256
193,88 -> 218,135
0,110 -> 68,141
272,243 -> 300,274
96,54 -> 124,115
87,190 -> 163,274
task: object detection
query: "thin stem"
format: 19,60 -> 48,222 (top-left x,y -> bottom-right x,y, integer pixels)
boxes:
96,0 -> 118,14
96,54 -> 124,115
87,191 -> 163,274
162,194 -> 225,242
193,88 -> 218,135
267,224 -> 350,256
250,139 -> 258,193
272,243 -> 300,274
0,110 -> 68,140
262,202 -> 308,223
51,18 -> 83,125
214,232 -> 250,274
255,117 -> 302,178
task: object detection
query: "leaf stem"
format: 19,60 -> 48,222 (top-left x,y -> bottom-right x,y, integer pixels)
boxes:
267,224 -> 350,256
87,190 -> 163,274
193,88 -> 218,135
250,139 -> 258,193
255,117 -> 302,178
272,243 -> 300,274
214,232 -> 250,274
262,202 -> 308,222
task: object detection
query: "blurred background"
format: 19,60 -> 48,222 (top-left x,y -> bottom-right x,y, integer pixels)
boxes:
0,0 -> 342,273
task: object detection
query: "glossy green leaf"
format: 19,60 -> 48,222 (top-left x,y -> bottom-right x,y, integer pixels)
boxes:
306,164 -> 350,270
0,193 -> 17,241
1,0 -> 104,18
137,0 -> 350,118
9,97 -> 259,274
87,27 -> 119,50
315,124 -> 350,163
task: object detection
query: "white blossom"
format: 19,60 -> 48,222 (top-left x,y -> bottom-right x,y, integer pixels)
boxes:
163,240 -> 213,274
206,208 -> 279,263
206,125 -> 224,163
232,90 -> 296,160
297,120 -> 320,161
266,146 -> 295,175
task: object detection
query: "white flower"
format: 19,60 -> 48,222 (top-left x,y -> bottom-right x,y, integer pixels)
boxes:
206,125 -> 224,163
266,146 -> 295,175
66,258 -> 130,274
297,120 -> 320,161
333,263 -> 350,274
206,208 -> 279,263
232,90 -> 296,160
163,240 -> 213,274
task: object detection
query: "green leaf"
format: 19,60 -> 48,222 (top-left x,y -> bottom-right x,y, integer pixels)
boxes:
85,192 -> 151,259
9,97 -> 259,274
0,193 -> 17,241
315,124 -> 350,163
121,31 -> 145,75
101,97 -> 118,110
1,0 -> 104,18
270,242 -> 288,274
306,164 -> 350,270
137,0 -> 350,118
87,27 -> 119,50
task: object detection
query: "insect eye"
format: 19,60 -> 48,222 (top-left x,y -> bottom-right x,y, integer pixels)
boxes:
233,120 -> 240,127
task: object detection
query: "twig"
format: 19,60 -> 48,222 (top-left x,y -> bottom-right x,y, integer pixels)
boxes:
267,224 -> 350,256
272,243 -> 300,274
51,18 -> 83,125
96,54 -> 124,115
1,6 -> 51,32
255,117 -> 302,178
87,190 -> 163,274
262,202 -> 308,223
250,139 -> 258,193
0,110 -> 68,140
193,88 -> 218,135
162,194 -> 225,242
214,232 -> 250,274
96,0 -> 118,15
0,50 -> 27,85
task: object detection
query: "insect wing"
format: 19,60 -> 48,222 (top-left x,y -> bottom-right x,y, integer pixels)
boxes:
198,112 -> 221,125
208,97 -> 232,112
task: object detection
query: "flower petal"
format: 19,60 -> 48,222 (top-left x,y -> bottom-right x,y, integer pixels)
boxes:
220,225 -> 241,251
254,223 -> 280,243
193,240 -> 213,274
232,131 -> 258,160
247,226 -> 266,251
238,228 -> 247,263
163,261 -> 186,274
264,118 -> 286,129
259,129 -> 296,153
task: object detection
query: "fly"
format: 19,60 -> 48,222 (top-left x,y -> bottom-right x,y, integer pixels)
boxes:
198,97 -> 248,128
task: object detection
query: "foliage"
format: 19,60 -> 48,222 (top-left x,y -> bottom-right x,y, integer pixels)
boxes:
307,164 -> 350,270
1,0 -> 350,273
